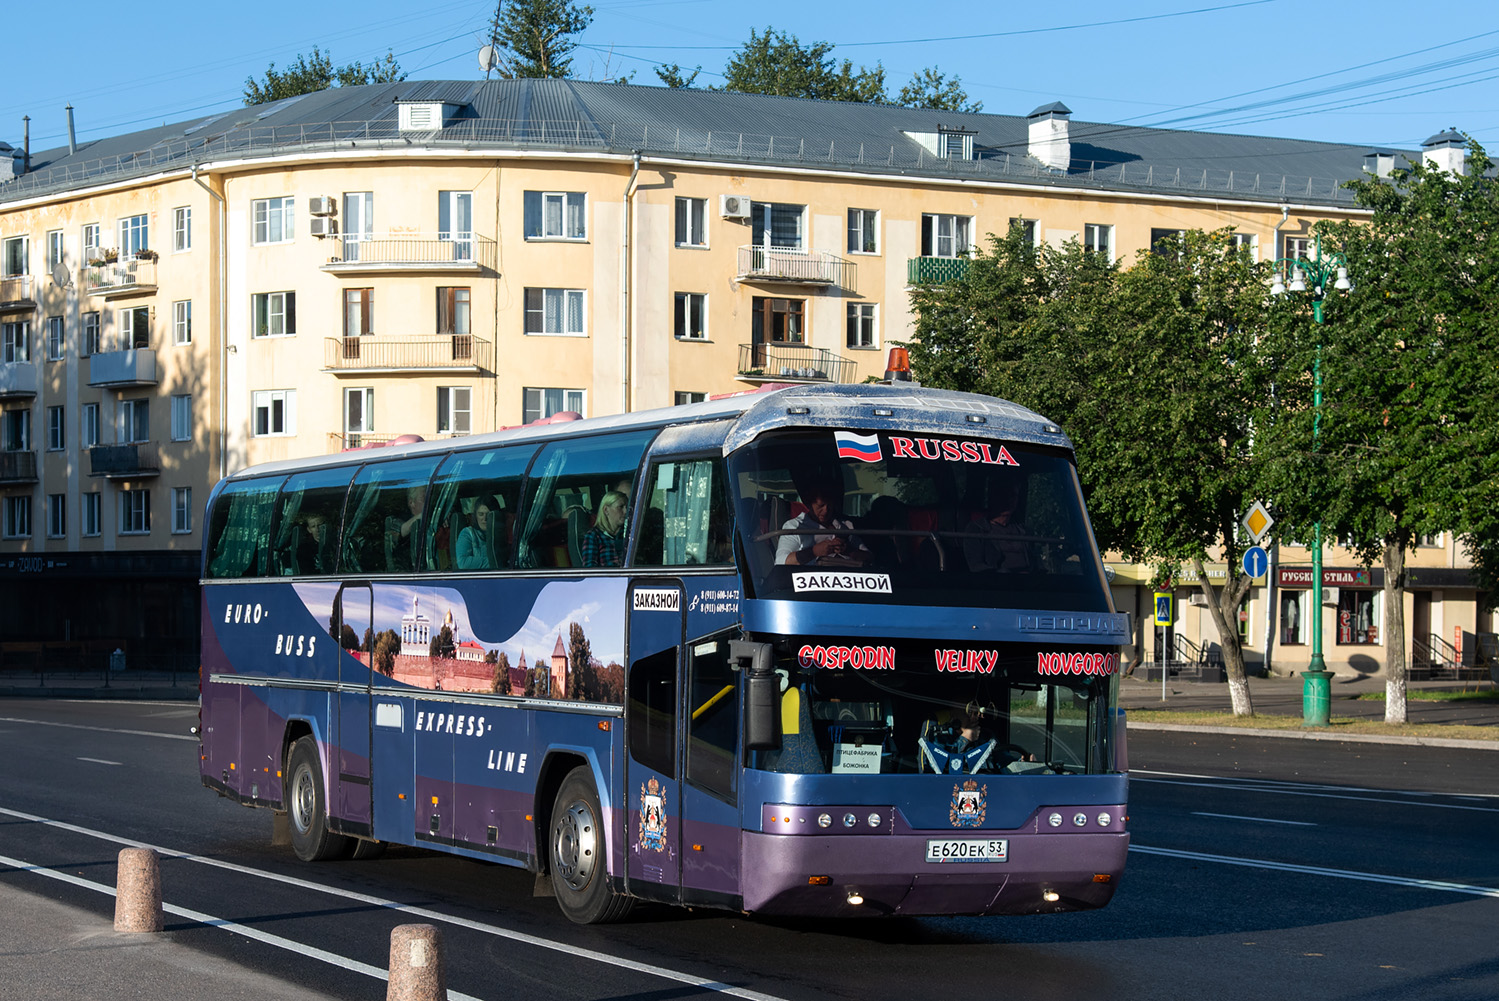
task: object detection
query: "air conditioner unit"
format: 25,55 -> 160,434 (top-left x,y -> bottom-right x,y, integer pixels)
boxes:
1187,593 -> 1209,607
308,195 -> 337,216
1321,586 -> 1340,606
309,216 -> 338,239
719,194 -> 751,220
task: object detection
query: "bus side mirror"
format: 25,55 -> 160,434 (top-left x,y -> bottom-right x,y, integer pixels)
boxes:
731,640 -> 781,751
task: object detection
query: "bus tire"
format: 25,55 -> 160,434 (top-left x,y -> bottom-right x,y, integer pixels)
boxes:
549,767 -> 633,924
287,736 -> 352,862
350,838 -> 386,860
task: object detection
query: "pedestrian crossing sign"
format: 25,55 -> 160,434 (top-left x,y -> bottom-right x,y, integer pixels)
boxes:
1154,592 -> 1173,627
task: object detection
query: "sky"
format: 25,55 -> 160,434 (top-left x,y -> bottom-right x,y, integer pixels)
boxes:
3,1 -> 1497,155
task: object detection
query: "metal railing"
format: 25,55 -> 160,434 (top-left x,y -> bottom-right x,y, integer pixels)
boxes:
88,348 -> 157,388
85,258 -> 157,296
0,117 -> 1369,208
0,275 -> 35,307
907,256 -> 971,285
323,234 -> 497,270
736,245 -> 844,285
0,449 -> 37,483
737,342 -> 856,384
326,431 -> 462,453
88,441 -> 159,478
324,335 -> 493,372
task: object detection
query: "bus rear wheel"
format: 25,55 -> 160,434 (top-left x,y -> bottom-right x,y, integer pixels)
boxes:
287,736 -> 352,862
549,767 -> 633,924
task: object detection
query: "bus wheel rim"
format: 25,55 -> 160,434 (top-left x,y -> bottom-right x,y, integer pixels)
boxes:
555,801 -> 596,891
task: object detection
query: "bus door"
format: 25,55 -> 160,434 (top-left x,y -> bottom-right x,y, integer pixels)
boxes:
624,582 -> 685,902
680,631 -> 742,909
332,583 -> 374,835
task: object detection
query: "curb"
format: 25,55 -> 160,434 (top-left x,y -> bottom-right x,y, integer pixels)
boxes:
0,688 -> 196,701
1126,721 -> 1499,751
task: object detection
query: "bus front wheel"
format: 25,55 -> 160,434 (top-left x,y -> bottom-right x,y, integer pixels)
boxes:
287,736 -> 352,862
549,767 -> 633,924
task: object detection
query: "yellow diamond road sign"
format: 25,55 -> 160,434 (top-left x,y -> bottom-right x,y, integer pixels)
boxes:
1243,501 -> 1274,544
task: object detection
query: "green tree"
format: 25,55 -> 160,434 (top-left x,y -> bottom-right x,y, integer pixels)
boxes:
490,0 -> 595,79
243,46 -> 405,105
655,63 -> 700,89
719,28 -> 885,103
490,650 -> 511,695
895,68 -> 981,113
371,629 -> 401,677
429,624 -> 456,660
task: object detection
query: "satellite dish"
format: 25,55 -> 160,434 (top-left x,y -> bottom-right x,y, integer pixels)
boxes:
478,45 -> 499,75
51,262 -> 72,289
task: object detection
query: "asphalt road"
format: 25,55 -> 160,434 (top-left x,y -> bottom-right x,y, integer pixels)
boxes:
1,699 -> 1495,1001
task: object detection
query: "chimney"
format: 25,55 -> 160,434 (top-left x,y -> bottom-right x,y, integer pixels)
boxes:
1421,129 -> 1465,175
22,115 -> 30,174
66,104 -> 77,155
1361,149 -> 1398,178
1027,102 -> 1072,173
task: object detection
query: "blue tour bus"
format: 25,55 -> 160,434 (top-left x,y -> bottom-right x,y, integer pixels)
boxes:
199,381 -> 1130,923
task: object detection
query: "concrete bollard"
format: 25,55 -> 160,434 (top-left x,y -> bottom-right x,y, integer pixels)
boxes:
114,847 -> 164,933
387,923 -> 447,1001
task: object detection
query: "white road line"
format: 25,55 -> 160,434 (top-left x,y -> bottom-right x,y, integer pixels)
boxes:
1132,776 -> 1499,813
0,806 -> 793,1001
1190,812 -> 1315,826
77,757 -> 123,766
0,716 -> 197,742
1129,844 -> 1499,898
1133,768 -> 1499,798
0,851 -> 483,1001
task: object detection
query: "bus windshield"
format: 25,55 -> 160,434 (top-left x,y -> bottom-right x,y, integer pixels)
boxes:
729,430 -> 1112,611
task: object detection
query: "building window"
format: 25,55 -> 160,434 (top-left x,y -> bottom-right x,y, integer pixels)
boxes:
82,492 -> 101,537
46,316 -> 64,361
437,386 -> 471,435
523,387 -> 584,424
252,197 -> 295,245
847,208 -> 878,254
119,306 -> 149,350
1283,235 -> 1312,262
1084,224 -> 1113,256
751,202 -> 805,250
437,287 -> 471,335
173,206 -> 192,252
120,488 -> 151,535
344,387 -> 374,442
1280,591 -> 1306,646
846,302 -> 877,349
252,390 -> 296,437
674,392 -> 707,406
3,236 -> 29,276
82,312 -> 101,356
119,214 -> 149,256
1336,591 -> 1380,645
1229,232 -> 1258,260
343,288 -> 374,338
751,296 -> 804,348
674,292 -> 706,340
47,230 -> 64,271
3,495 -> 30,538
119,398 -> 149,443
81,223 -> 100,261
1009,218 -> 1039,246
2,320 -> 28,363
921,214 -> 972,258
171,394 -> 192,442
675,197 -> 707,247
251,291 -> 296,338
341,191 -> 374,260
1151,228 -> 1186,255
524,190 -> 586,240
82,403 -> 99,449
47,493 -> 66,539
172,300 -> 192,345
46,406 -> 64,451
172,487 -> 193,534
523,288 -> 585,336
1,408 -> 29,450
1417,532 -> 1443,548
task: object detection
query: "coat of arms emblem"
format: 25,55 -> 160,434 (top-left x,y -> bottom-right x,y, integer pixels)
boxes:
639,776 -> 667,852
950,779 -> 987,828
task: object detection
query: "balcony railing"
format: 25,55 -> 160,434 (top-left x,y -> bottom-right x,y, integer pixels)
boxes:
326,432 -> 462,453
736,245 -> 845,286
907,256 -> 971,285
323,335 -> 493,374
0,361 -> 37,399
319,234 -> 497,273
85,258 -> 157,298
0,275 -> 36,311
88,442 -> 159,479
0,449 -> 38,484
88,348 -> 158,389
737,342 -> 857,385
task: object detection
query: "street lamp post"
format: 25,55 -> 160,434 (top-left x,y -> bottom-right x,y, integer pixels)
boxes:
1271,235 -> 1351,727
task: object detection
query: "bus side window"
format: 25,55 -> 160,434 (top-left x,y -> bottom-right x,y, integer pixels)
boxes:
515,430 -> 655,569
340,456 -> 442,574
636,458 -> 733,567
426,445 -> 535,571
271,466 -> 354,576
205,476 -> 285,579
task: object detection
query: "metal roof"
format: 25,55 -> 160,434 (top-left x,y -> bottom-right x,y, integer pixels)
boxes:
0,78 -> 1424,206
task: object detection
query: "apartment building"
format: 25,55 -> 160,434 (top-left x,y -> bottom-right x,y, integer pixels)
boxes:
0,79 -> 1481,673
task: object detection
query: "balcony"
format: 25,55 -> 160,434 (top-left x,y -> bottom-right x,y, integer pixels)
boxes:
736,246 -> 845,286
323,335 -> 493,375
326,432 -> 461,453
907,256 -> 971,285
88,442 -> 159,479
0,361 -> 37,399
86,258 -> 157,298
737,343 -> 857,385
318,234 -> 497,274
88,348 -> 158,389
0,450 -> 38,485
0,275 -> 36,312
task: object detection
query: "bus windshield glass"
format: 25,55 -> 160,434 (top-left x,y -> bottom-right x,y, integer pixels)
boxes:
729,430 -> 1111,611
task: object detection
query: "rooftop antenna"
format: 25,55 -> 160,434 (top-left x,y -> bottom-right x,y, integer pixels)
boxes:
478,44 -> 499,79
66,104 -> 76,155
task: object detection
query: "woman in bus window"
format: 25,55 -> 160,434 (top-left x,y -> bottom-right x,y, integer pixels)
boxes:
581,491 -> 628,567
456,500 -> 494,570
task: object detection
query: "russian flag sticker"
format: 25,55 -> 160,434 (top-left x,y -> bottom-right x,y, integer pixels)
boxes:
835,431 -> 883,463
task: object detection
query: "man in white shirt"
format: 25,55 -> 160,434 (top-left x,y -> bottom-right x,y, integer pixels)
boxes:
775,482 -> 870,566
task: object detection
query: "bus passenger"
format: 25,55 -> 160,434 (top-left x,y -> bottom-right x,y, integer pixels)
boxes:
581,491 -> 628,567
964,489 -> 1031,572
387,486 -> 426,571
456,500 -> 494,570
775,481 -> 870,567
294,512 -> 333,574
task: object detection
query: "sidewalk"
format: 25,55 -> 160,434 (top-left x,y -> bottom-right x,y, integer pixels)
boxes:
0,669 -> 197,700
